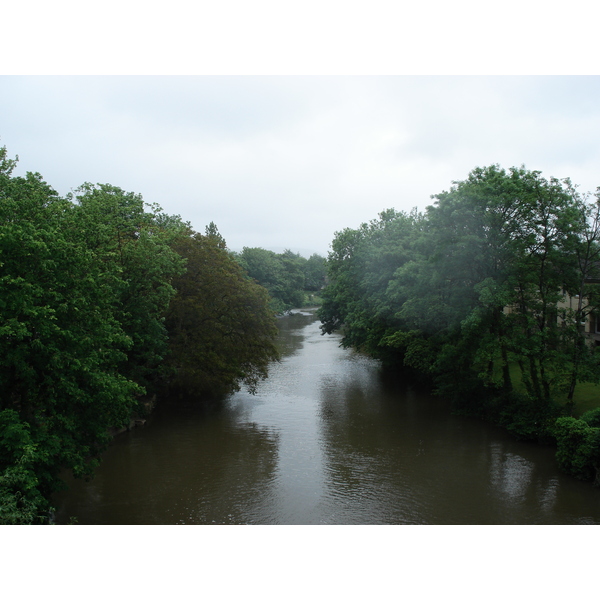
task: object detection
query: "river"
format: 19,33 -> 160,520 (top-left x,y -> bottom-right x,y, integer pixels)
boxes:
54,308 -> 600,524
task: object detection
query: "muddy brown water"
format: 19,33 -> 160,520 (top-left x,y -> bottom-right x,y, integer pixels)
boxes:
54,309 -> 600,524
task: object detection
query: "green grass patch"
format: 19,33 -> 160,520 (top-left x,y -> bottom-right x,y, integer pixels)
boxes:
507,362 -> 600,416
571,382 -> 600,416
302,293 -> 323,307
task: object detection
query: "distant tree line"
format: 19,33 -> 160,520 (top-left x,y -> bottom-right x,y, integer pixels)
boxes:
319,165 -> 600,485
0,145 -> 279,523
234,247 -> 326,313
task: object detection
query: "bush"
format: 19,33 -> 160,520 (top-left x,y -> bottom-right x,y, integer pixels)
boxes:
0,460 -> 49,525
553,417 -> 600,482
0,412 -> 50,524
580,407 -> 600,428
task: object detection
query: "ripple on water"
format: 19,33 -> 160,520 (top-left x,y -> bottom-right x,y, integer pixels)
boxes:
54,311 -> 600,525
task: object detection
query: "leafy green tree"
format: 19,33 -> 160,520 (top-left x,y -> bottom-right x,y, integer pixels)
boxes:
236,247 -> 286,312
0,411 -> 48,524
320,165 -> 597,421
164,227 -> 279,398
557,188 -> 600,408
553,416 -> 600,482
1,146 -> 190,520
278,250 -> 306,309
70,183 -> 187,394
320,209 -> 423,364
304,253 -> 327,292
1,152 -> 141,514
394,166 -> 592,408
236,247 -> 308,313
1,144 -> 283,519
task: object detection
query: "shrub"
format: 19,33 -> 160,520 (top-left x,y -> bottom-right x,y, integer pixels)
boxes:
580,407 -> 600,428
553,417 -> 600,482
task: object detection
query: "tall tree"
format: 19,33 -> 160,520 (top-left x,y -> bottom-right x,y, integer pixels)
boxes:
236,247 -> 308,313
558,187 -> 600,408
1,147 -> 190,521
164,228 -> 279,398
70,183 -> 186,393
1,154 -> 140,516
320,209 -> 424,365
320,165 -> 597,417
303,253 -> 327,292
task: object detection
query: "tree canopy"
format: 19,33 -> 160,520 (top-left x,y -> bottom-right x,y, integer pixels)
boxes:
0,145 -> 280,522
319,165 -> 600,441
235,247 -> 326,313
163,226 -> 279,398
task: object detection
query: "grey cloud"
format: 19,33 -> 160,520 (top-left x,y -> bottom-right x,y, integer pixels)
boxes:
2,76 -> 600,257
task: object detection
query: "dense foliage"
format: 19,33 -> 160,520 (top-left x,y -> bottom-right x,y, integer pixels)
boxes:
552,414 -> 600,483
163,225 -> 279,398
319,165 -> 600,480
0,146 -> 279,523
235,247 -> 326,313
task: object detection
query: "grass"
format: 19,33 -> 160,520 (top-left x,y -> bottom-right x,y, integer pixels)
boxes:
507,362 -> 600,417
302,293 -> 323,307
571,382 -> 600,416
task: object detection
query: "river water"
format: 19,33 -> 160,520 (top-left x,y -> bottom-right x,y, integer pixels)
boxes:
54,309 -> 600,524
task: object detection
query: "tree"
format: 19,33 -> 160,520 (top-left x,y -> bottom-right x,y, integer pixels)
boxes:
0,144 -> 282,520
1,146 -> 189,520
553,416 -> 600,482
403,166 -> 590,407
1,153 -> 141,514
70,183 -> 187,393
164,228 -> 279,398
558,187 -> 600,408
304,253 -> 327,292
236,247 -> 308,313
320,165 -> 598,420
320,209 -> 423,364
0,411 -> 48,524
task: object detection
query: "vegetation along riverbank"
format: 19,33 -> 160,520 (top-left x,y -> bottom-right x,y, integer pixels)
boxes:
3,142 -> 600,524
0,145 -> 290,523
318,164 -> 600,488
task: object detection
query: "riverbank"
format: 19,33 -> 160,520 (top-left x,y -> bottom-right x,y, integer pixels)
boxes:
53,310 -> 600,525
108,395 -> 156,437
441,374 -> 600,487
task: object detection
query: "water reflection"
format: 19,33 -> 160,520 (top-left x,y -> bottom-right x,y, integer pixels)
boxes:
56,400 -> 280,525
54,309 -> 600,524
489,445 -> 535,500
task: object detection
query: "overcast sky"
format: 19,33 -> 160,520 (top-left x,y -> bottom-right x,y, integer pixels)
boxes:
3,75 -> 600,257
